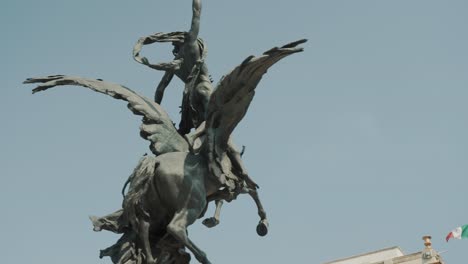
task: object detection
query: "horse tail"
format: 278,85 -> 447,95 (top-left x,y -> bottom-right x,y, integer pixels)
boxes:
123,155 -> 158,222
96,155 -> 163,264
121,154 -> 155,197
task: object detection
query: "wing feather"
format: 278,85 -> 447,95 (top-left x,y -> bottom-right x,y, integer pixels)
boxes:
205,39 -> 307,159
24,75 -> 189,155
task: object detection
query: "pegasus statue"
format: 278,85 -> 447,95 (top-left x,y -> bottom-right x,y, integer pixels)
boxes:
24,1 -> 306,263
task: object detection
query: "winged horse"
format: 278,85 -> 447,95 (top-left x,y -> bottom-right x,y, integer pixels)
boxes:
24,39 -> 306,264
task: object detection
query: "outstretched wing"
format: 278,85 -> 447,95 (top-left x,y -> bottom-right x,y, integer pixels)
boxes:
24,75 -> 189,155
204,39 -> 306,173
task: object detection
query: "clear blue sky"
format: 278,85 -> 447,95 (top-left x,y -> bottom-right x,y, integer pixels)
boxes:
2,0 -> 467,263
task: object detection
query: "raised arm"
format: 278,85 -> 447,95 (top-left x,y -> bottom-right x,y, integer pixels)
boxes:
187,0 -> 201,43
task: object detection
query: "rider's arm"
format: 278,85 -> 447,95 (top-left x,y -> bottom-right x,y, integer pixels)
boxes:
155,72 -> 174,104
187,0 -> 201,44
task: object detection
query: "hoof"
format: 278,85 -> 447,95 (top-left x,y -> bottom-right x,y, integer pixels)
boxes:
202,217 -> 219,228
256,220 -> 269,236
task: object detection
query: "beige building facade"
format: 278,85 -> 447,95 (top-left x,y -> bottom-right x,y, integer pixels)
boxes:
324,236 -> 445,264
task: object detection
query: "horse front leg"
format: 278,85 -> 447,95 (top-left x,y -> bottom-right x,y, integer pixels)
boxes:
247,188 -> 269,236
202,188 -> 238,228
202,200 -> 223,228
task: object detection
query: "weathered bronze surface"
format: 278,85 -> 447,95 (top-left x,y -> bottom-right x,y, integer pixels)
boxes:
24,1 -> 306,263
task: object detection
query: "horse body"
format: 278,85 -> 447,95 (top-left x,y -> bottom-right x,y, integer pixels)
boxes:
124,152 -> 220,264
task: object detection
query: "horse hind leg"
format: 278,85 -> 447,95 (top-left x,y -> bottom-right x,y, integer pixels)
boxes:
166,207 -> 211,264
138,217 -> 157,264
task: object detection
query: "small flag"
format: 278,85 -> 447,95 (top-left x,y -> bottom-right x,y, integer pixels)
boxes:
446,225 -> 468,242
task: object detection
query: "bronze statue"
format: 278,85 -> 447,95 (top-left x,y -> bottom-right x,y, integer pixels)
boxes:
24,0 -> 306,263
132,0 -> 260,228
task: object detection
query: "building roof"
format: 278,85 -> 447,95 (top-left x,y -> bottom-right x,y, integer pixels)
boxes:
323,236 -> 445,264
324,246 -> 405,264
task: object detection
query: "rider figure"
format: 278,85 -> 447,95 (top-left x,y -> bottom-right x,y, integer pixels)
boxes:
133,0 -> 257,191
135,0 -> 211,135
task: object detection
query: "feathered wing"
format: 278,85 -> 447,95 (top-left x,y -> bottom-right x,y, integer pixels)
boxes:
204,39 -> 307,177
23,75 -> 189,155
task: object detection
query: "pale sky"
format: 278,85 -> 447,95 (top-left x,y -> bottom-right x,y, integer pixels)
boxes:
2,0 -> 467,263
